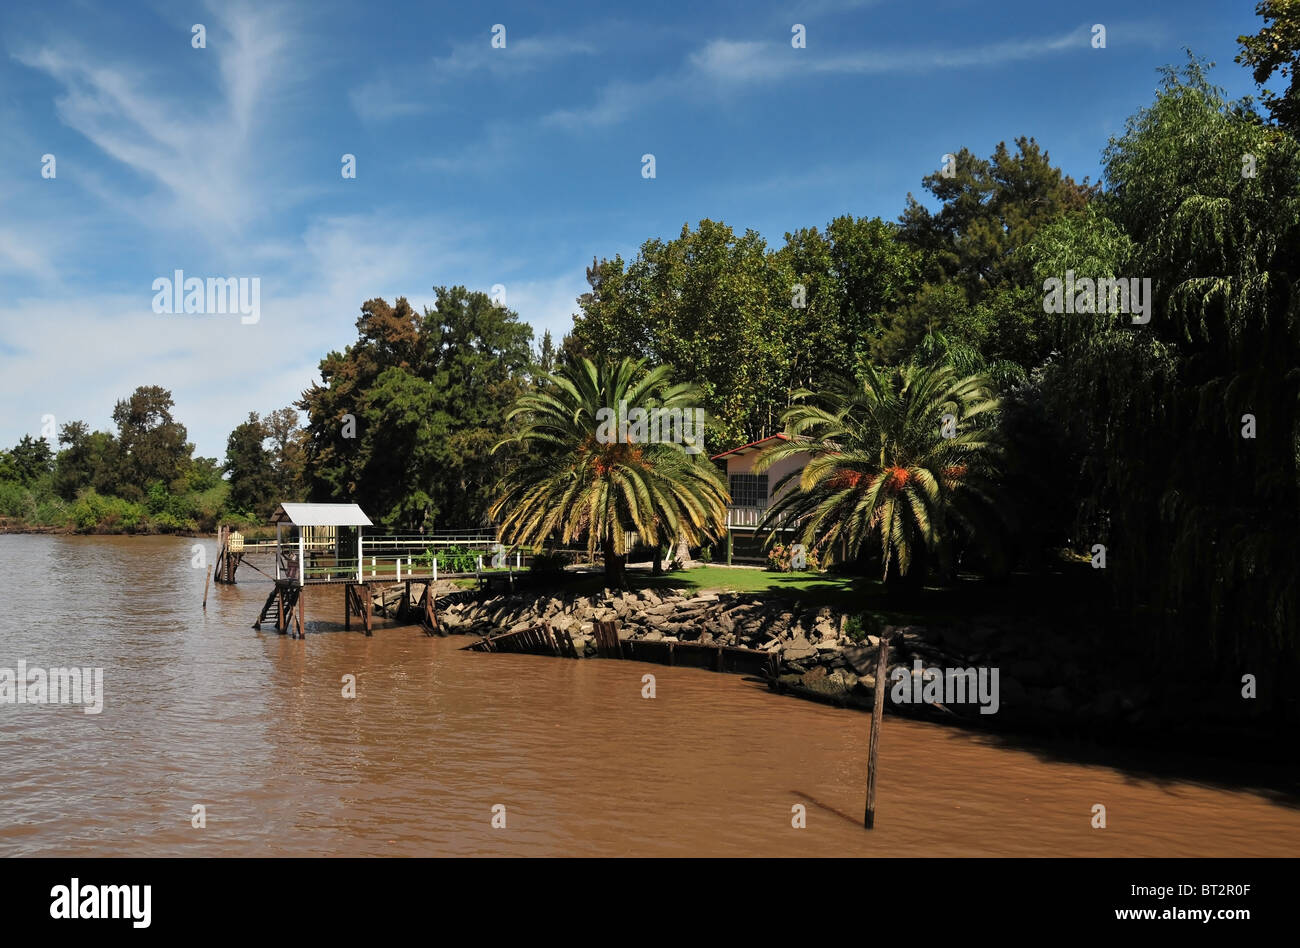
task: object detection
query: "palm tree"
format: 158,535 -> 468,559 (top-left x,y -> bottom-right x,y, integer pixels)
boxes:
757,361 -> 1003,591
490,357 -> 729,586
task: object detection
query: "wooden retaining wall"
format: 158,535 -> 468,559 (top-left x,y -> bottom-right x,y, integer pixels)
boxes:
465,618 -> 778,678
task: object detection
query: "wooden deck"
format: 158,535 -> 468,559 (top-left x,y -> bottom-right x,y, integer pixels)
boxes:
252,576 -> 446,639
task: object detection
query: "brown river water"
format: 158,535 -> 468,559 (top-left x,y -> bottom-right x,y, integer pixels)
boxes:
0,534 -> 1296,857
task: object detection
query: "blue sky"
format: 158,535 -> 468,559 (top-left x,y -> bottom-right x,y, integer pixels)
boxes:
0,0 -> 1270,459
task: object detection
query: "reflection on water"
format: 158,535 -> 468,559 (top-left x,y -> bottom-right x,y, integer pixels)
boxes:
0,534 -> 1296,856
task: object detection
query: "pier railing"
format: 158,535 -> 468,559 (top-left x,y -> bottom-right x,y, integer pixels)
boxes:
237,532 -> 498,556
290,550 -> 529,585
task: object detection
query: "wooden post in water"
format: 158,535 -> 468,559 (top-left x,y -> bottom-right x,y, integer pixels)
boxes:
864,633 -> 892,830
203,529 -> 215,607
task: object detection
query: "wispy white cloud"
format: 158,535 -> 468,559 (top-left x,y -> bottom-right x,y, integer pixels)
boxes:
349,77 -> 432,123
690,27 -> 1094,83
351,33 -> 596,124
15,2 -> 291,235
0,227 -> 58,281
542,76 -> 690,130
433,34 -> 595,79
545,24 -> 1118,128
786,0 -> 883,15
414,122 -> 521,176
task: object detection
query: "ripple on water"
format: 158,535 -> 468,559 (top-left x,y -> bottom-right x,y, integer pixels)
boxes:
1,534 -> 1297,856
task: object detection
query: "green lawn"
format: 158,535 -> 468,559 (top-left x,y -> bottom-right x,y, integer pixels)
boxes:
522,559 -> 1103,628
542,564 -> 869,610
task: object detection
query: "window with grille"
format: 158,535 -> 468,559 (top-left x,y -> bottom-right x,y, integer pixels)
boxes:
729,474 -> 769,507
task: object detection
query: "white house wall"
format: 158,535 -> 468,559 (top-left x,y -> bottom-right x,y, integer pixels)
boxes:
725,449 -> 810,504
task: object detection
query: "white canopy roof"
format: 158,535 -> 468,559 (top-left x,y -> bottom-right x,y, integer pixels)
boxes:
271,503 -> 373,527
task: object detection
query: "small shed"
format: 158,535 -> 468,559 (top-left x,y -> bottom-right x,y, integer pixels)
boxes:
270,503 -> 374,585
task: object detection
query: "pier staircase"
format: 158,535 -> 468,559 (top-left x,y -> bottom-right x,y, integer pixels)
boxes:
253,585 -> 301,633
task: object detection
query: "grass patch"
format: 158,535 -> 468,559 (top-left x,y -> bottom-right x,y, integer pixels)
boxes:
539,564 -> 869,609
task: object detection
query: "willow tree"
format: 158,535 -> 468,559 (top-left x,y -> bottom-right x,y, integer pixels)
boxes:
1029,56 -> 1300,678
758,361 -> 1003,591
490,357 -> 729,586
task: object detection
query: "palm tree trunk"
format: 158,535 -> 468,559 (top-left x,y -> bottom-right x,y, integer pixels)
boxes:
674,534 -> 693,569
601,535 -> 627,587
884,546 -> 929,600
652,543 -> 663,576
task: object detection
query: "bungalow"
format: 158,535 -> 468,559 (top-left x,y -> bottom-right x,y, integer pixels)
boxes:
711,433 -> 810,563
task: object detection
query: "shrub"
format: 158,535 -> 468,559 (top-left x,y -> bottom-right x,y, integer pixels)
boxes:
33,498 -> 71,527
843,613 -> 885,643
421,544 -> 483,573
151,511 -> 196,533
767,543 -> 821,573
767,544 -> 792,572
0,480 -> 34,519
529,549 -> 567,574
72,489 -> 147,533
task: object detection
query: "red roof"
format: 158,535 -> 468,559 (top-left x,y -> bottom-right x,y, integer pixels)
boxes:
710,433 -> 790,461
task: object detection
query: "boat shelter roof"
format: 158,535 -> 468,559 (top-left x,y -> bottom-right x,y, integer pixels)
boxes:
270,503 -> 373,527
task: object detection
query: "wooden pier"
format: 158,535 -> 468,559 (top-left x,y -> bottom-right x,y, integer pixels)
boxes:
224,502 -> 527,639
251,575 -> 443,639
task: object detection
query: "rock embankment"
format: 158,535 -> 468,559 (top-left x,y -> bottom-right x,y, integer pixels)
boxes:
373,583 -> 1282,748
385,584 -> 1003,722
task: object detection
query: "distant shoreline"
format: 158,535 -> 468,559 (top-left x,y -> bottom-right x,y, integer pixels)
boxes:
0,521 -> 216,538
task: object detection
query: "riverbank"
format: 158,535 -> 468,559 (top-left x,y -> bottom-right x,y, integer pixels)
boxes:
0,518 -> 231,537
381,578 -> 1293,765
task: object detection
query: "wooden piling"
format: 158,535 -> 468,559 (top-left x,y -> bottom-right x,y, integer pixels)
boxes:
422,584 -> 439,635
295,588 -> 305,639
864,634 -> 892,830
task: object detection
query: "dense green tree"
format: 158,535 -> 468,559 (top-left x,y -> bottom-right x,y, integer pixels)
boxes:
573,220 -> 791,449
183,456 -> 223,493
8,435 -> 54,484
224,412 -> 277,517
774,216 -> 923,387
299,287 -> 533,529
56,423 -> 123,499
111,386 -> 193,499
899,137 -> 1096,296
490,357 -> 728,586
1027,58 -> 1300,677
535,330 -> 557,375
262,406 -> 306,501
1237,0 -> 1300,131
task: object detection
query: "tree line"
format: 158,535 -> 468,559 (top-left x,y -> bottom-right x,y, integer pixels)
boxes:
1,8 -> 1294,687
0,386 -> 306,532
